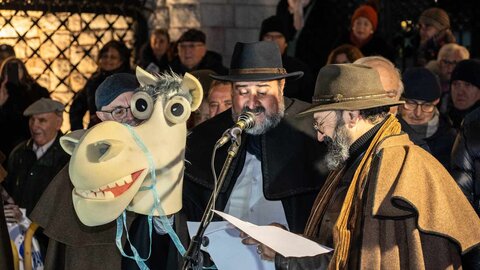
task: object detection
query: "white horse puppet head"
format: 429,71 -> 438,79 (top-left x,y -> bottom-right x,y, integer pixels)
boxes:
61,67 -> 203,226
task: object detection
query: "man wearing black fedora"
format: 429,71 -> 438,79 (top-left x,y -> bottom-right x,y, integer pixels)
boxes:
183,41 -> 326,237
253,64 -> 480,269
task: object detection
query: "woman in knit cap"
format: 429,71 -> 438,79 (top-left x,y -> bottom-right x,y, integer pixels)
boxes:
338,4 -> 395,62
416,7 -> 456,66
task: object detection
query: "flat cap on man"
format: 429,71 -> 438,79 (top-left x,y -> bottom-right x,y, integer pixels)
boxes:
23,98 -> 64,116
95,73 -> 139,110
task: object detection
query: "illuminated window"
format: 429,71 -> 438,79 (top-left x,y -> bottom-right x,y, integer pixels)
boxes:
0,9 -> 136,101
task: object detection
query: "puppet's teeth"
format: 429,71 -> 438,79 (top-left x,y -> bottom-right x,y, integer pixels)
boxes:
125,176 -> 133,184
95,191 -> 104,199
104,191 -> 115,199
87,192 -> 96,199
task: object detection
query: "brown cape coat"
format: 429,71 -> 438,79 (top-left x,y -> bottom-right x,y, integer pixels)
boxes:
360,133 -> 480,269
30,165 -> 133,270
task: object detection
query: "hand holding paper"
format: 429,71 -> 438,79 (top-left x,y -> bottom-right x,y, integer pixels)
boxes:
187,211 -> 332,270
214,210 -> 332,257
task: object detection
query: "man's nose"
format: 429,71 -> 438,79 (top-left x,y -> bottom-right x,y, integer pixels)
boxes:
316,132 -> 325,142
246,94 -> 259,108
414,105 -> 423,117
124,110 -> 135,122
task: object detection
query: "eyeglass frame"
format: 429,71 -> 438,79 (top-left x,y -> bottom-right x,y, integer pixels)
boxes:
99,106 -> 131,121
402,99 -> 436,113
313,111 -> 336,134
440,58 -> 459,67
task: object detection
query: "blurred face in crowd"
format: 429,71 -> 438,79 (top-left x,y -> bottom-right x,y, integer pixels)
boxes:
451,80 -> 480,110
150,32 -> 169,58
29,112 -> 63,146
178,41 -> 207,69
208,82 -> 232,118
232,79 -> 285,135
262,32 -> 288,55
192,100 -> 210,127
334,53 -> 350,64
1,61 -> 25,84
439,51 -> 463,81
400,98 -> 438,125
352,17 -> 374,42
419,23 -> 438,44
287,0 -> 310,10
96,91 -> 139,126
98,47 -> 123,72
313,110 -> 352,170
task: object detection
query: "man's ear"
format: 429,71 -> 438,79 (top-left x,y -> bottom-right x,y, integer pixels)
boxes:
96,111 -> 106,122
433,98 -> 440,106
344,110 -> 361,128
56,115 -> 64,130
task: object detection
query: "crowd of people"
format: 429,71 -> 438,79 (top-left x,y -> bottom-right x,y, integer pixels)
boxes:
0,1 -> 480,270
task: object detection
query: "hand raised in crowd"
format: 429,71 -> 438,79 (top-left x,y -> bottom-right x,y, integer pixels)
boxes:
1,185 -> 22,223
4,203 -> 22,223
240,222 -> 287,261
0,76 -> 9,107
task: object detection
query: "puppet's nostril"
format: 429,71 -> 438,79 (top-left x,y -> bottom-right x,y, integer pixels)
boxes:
86,140 -> 123,163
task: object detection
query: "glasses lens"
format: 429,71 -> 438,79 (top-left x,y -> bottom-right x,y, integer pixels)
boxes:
111,107 -> 127,120
403,101 -> 417,111
421,104 -> 435,113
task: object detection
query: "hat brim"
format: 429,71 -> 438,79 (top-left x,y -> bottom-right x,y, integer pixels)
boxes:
297,98 -> 405,117
210,71 -> 303,82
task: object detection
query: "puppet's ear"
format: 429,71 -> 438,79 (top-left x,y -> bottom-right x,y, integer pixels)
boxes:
136,66 -> 159,87
182,72 -> 203,111
60,130 -> 86,155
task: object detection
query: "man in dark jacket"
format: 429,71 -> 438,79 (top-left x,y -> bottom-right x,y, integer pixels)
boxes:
3,97 -> 69,258
452,107 -> 480,216
183,41 -> 327,237
448,59 -> 480,130
398,67 -> 456,170
3,98 -> 68,216
170,29 -> 228,75
259,15 -> 314,102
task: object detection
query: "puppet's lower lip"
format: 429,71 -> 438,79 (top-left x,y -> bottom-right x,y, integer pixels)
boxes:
74,169 -> 145,199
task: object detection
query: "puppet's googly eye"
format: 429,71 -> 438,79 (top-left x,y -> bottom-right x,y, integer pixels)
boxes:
130,91 -> 154,120
165,96 -> 191,124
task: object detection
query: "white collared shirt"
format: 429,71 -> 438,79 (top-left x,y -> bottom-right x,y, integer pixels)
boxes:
32,138 -> 55,160
224,151 -> 288,228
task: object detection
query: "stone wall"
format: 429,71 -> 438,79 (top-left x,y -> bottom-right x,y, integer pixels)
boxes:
147,0 -> 278,66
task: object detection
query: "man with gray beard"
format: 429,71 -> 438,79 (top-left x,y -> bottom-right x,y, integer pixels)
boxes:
183,41 -> 327,238
253,64 -> 480,269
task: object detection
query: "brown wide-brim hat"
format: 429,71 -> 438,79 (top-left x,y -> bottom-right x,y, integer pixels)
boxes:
298,64 -> 404,116
210,41 -> 303,82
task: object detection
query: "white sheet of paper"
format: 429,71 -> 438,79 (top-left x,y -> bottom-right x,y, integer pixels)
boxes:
187,221 -> 274,270
213,210 -> 333,257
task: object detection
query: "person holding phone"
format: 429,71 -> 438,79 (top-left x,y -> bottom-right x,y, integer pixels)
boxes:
0,57 -> 50,162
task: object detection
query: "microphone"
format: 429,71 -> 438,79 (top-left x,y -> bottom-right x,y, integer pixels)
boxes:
215,111 -> 256,147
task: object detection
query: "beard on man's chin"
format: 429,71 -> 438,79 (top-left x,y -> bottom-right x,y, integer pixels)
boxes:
323,120 -> 351,171
232,103 -> 285,135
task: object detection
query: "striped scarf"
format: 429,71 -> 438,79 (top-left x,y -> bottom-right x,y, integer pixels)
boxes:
304,114 -> 402,269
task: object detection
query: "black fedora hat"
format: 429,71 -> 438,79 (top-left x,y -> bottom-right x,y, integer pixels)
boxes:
210,41 -> 303,82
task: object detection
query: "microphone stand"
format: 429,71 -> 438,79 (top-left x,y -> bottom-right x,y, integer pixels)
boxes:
182,133 -> 243,270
